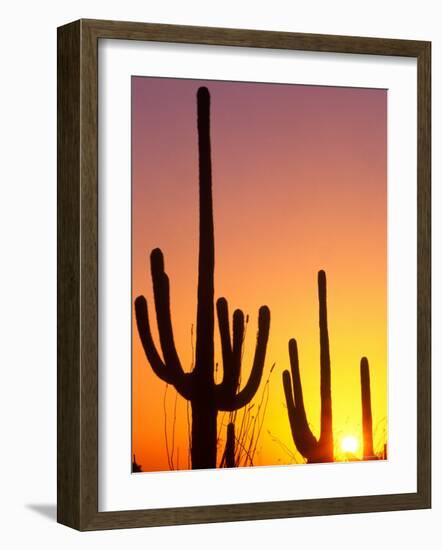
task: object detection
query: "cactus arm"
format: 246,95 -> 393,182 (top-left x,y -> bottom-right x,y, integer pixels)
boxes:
134,295 -> 192,399
216,297 -> 233,370
218,305 -> 270,411
360,357 -> 374,459
150,248 -> 184,376
134,295 -> 174,382
194,87 -> 215,379
282,369 -> 300,448
283,339 -> 318,459
231,308 -> 245,386
135,284 -> 192,399
216,297 -> 244,400
288,339 -> 313,429
317,270 -> 333,454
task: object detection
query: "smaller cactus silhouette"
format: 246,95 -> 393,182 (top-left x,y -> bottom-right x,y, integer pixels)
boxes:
282,270 -> 334,463
360,357 -> 376,460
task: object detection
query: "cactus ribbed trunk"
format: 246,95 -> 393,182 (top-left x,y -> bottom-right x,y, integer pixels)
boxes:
195,87 -> 215,380
360,357 -> 375,460
191,87 -> 217,469
191,399 -> 218,469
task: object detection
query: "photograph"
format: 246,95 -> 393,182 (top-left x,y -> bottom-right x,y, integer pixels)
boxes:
0,0 -> 435,541
131,77 -> 388,473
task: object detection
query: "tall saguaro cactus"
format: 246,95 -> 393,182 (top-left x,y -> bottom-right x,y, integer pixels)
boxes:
135,87 -> 271,470
360,357 -> 375,460
282,270 -> 334,463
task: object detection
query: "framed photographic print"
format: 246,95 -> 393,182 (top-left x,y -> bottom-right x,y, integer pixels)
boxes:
57,19 -> 431,530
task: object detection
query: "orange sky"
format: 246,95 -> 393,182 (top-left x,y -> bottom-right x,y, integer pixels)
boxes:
132,77 -> 387,471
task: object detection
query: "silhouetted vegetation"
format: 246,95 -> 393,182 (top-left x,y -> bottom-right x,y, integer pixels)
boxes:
132,454 -> 143,473
282,270 -> 334,463
135,87 -> 270,470
360,357 -> 376,460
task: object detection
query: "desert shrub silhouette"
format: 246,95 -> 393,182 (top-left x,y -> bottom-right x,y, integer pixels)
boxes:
282,270 -> 334,463
132,454 -> 143,473
135,87 -> 270,470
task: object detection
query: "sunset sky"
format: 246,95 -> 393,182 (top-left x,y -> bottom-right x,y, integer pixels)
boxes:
132,76 -> 387,472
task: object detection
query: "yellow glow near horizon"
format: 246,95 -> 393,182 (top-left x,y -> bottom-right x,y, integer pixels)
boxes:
341,435 -> 359,454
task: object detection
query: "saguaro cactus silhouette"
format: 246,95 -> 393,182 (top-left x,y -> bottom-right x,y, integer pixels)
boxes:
135,87 -> 270,470
282,270 -> 334,463
360,357 -> 375,460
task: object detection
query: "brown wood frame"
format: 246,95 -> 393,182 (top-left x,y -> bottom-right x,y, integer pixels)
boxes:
57,18 -> 431,531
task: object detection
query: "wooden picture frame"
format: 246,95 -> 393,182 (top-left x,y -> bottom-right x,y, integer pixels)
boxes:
57,18 -> 431,530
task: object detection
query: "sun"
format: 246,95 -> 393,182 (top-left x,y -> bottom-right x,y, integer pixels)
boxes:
341,435 -> 359,454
